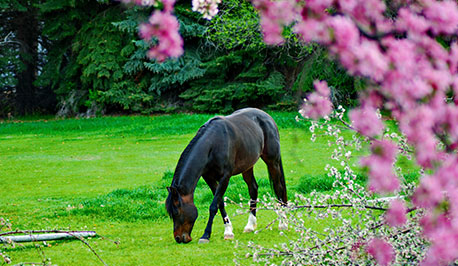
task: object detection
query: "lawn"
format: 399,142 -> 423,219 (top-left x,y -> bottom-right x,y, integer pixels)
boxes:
0,112 -> 358,265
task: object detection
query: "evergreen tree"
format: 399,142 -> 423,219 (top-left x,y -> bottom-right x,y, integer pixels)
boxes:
1,0 -> 41,115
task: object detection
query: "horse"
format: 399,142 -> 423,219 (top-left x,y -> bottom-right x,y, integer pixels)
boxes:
165,108 -> 287,244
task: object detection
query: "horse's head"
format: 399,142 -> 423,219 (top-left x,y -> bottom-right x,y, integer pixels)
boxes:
165,186 -> 198,243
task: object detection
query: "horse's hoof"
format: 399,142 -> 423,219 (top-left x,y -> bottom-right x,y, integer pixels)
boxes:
224,234 -> 234,240
243,227 -> 254,233
198,238 -> 210,244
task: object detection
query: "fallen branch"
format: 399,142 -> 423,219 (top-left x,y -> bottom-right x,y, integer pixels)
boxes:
0,230 -> 108,266
0,231 -> 96,243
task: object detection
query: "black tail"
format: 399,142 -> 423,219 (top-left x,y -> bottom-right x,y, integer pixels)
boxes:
266,156 -> 287,205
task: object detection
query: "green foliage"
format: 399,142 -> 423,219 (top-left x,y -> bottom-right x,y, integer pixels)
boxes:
144,51 -> 206,96
204,0 -> 264,50
180,50 -> 286,113
3,0 -> 360,116
73,6 -> 153,113
293,45 -> 361,108
296,172 -> 367,194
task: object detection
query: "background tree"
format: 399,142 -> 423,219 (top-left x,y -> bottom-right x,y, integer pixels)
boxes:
0,0 -> 359,117
1,0 -> 42,115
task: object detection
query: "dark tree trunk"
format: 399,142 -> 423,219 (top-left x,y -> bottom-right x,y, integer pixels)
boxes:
11,7 -> 40,115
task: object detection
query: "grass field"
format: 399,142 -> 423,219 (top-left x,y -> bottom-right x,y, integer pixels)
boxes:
0,112 -> 364,265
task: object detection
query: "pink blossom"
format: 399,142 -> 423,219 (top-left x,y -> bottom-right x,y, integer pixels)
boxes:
396,8 -> 429,34
422,69 -> 452,92
450,42 -> 458,73
305,0 -> 333,13
412,176 -> 443,209
366,238 -> 394,266
139,23 -> 155,40
453,77 -> 458,105
355,40 -> 389,81
140,10 -> 183,61
430,155 -> 458,193
424,0 -> 458,35
294,18 -> 330,43
337,0 -> 357,14
349,105 -> 384,137
343,0 -> 386,26
385,199 -> 407,227
299,80 -> 333,119
313,80 -> 330,96
422,231 -> 458,266
260,18 -> 284,45
253,0 -> 297,45
161,0 -> 175,12
371,139 -> 397,162
328,16 -> 359,50
420,213 -> 458,266
385,39 -> 417,76
361,140 -> 400,194
399,107 -> 441,168
361,158 -> 400,194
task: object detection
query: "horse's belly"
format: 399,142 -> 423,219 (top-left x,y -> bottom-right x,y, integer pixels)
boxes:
232,152 -> 261,175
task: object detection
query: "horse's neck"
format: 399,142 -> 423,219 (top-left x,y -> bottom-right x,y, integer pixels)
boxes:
173,140 -> 211,195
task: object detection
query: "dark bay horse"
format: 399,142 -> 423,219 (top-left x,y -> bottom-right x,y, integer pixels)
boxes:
165,108 -> 287,243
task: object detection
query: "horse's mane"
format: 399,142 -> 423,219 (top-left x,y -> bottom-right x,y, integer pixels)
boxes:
165,116 -> 222,218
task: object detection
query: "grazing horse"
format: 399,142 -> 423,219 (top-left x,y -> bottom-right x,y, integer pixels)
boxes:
165,108 -> 287,244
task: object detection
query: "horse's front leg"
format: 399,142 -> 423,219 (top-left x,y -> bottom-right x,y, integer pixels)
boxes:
202,174 -> 234,240
199,175 -> 231,243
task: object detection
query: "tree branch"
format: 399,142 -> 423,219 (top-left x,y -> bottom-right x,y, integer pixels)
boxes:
0,230 -> 111,266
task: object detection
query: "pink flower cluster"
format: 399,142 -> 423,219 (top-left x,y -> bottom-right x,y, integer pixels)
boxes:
299,80 -> 333,119
192,0 -> 221,20
360,140 -> 399,194
420,212 -> 458,266
349,105 -> 384,137
385,199 -> 407,227
258,0 -> 456,263
412,156 -> 458,265
366,238 -> 395,266
133,0 -> 183,61
252,0 -> 297,45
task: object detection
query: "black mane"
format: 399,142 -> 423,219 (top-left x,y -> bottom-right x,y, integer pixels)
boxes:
165,117 -> 222,218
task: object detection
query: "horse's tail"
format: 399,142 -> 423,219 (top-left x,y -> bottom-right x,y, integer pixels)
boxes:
247,108 -> 287,204
271,156 -> 287,205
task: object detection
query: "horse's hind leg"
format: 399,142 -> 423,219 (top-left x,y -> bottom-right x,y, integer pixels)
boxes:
202,174 -> 234,240
242,167 -> 258,233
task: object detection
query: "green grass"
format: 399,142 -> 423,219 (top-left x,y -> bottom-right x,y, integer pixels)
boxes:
0,112 -> 416,265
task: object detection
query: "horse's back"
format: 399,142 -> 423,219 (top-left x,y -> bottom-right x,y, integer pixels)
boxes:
227,108 -> 279,134
226,108 -> 281,160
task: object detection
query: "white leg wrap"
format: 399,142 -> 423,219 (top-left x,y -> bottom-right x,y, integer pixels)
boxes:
224,217 -> 234,240
243,213 -> 257,233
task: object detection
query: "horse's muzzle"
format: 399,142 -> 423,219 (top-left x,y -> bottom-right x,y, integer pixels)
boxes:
175,233 -> 192,244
